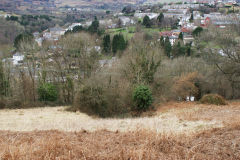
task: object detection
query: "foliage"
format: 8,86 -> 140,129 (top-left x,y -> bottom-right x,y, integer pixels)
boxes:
6,16 -> 18,21
18,14 -> 57,33
124,48 -> 161,84
0,18 -> 24,45
200,94 -> 227,105
160,36 -> 164,46
142,15 -> 152,28
72,25 -> 85,33
14,33 -> 34,50
172,41 -> 186,57
38,83 -> 58,102
172,72 -> 201,100
122,6 -> 134,14
0,99 -> 5,109
112,34 -> 127,54
157,13 -> 164,23
164,37 -> 172,58
75,85 -> 108,117
102,34 -> 111,53
88,16 -> 99,33
64,26 -> 85,35
74,79 -> 132,118
196,25 -> 240,98
192,27 -> 203,37
190,13 -> 193,22
178,32 -> 183,40
133,85 -> 153,112
0,61 -> 10,97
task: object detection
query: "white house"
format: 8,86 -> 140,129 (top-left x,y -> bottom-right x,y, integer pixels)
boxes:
12,52 -> 24,65
134,13 -> 158,19
99,57 -> 117,68
66,23 -> 82,31
119,16 -> 135,26
43,27 -> 65,41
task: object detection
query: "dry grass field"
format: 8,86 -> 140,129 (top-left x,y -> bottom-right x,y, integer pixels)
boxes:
1,102 -> 240,159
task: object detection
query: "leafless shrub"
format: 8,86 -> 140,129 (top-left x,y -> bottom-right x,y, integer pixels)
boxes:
172,72 -> 201,100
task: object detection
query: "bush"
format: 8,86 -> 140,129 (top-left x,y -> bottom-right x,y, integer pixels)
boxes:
38,83 -> 58,102
133,85 -> 153,112
200,94 -> 227,105
172,72 -> 201,101
74,85 -> 108,117
6,98 -> 22,109
0,99 -> 6,109
73,80 -> 132,118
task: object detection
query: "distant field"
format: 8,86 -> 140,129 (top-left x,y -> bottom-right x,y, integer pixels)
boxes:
1,102 -> 240,159
107,26 -> 172,40
55,0 -> 137,7
55,0 -> 182,7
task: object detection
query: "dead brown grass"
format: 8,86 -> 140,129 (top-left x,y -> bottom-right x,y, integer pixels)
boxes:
1,125 -> 240,160
1,102 -> 240,159
174,101 -> 240,126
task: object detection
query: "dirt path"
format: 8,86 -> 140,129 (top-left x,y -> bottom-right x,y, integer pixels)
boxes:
0,104 -> 223,134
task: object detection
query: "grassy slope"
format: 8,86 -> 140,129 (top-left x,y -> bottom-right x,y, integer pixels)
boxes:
1,126 -> 240,159
1,102 -> 240,159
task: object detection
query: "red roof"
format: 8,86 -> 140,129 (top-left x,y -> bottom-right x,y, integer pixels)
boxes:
181,27 -> 192,33
159,31 -> 173,37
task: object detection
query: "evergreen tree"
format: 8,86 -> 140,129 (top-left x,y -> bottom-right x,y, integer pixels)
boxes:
142,15 -> 151,28
186,43 -> 192,56
112,34 -> 127,54
118,34 -> 127,51
102,34 -> 111,53
190,13 -> 194,22
172,41 -> 186,57
157,12 -> 164,23
88,16 -> 99,33
164,37 -> 172,58
178,32 -> 183,40
72,25 -> 84,33
192,27 -> 203,37
160,36 -> 165,47
112,34 -> 119,54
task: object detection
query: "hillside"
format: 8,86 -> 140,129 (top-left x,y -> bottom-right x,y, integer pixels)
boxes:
0,0 -> 179,12
1,102 -> 240,159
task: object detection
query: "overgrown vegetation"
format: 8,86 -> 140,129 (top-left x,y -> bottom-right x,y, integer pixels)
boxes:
133,85 -> 153,112
0,16 -> 239,118
38,83 -> 58,102
200,94 -> 227,105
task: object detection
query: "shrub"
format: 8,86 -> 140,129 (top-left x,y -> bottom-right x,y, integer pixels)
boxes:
0,99 -> 5,109
38,83 -> 58,102
73,80 -> 132,118
172,72 -> 201,101
133,85 -> 153,112
74,85 -> 108,117
200,94 -> 227,105
6,99 -> 22,109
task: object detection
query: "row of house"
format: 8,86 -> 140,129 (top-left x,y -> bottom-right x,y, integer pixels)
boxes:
159,28 -> 195,46
162,4 -> 203,10
201,12 -> 240,27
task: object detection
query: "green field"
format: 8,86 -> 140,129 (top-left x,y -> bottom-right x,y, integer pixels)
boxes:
106,26 -> 172,40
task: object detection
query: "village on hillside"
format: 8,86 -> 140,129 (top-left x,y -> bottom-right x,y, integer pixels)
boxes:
2,0 -> 240,69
